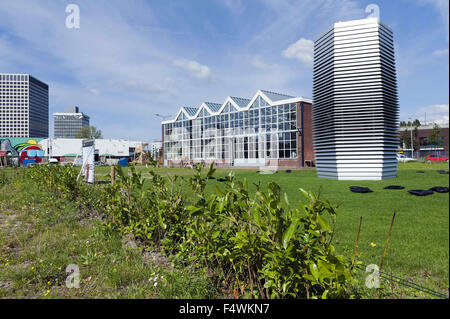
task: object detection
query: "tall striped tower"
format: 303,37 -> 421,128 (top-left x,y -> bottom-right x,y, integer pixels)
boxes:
312,18 -> 399,180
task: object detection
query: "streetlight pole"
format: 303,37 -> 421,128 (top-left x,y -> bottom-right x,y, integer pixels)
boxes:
408,117 -> 413,158
155,113 -> 172,121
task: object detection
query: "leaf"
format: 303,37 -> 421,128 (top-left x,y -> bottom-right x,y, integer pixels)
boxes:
303,274 -> 316,282
282,219 -> 299,250
284,192 -> 290,207
263,280 -> 273,289
317,214 -> 331,231
207,163 -> 216,178
309,263 -> 319,280
185,205 -> 203,216
318,260 -> 333,278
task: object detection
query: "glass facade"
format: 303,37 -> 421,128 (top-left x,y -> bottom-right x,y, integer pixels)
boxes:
29,76 -> 49,137
163,94 -> 299,165
54,112 -> 90,138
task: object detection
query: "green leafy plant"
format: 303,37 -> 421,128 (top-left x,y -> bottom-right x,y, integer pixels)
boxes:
22,162 -> 358,299
178,165 -> 358,298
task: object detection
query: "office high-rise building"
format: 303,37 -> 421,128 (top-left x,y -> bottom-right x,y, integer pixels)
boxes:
0,73 -> 49,137
312,18 -> 399,180
53,106 -> 90,138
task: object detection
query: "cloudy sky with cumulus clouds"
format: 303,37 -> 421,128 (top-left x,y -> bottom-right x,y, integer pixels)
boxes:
0,0 -> 448,142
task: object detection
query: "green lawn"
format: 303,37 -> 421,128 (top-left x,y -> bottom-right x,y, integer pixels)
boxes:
94,162 -> 449,294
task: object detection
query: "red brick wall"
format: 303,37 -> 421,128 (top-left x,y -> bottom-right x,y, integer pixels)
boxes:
161,124 -> 165,163
296,102 -> 302,167
296,102 -> 315,167
301,102 -> 315,165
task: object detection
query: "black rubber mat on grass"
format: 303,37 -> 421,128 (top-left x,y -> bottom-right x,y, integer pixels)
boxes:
429,187 -> 449,193
384,185 -> 405,190
408,190 -> 434,196
350,186 -> 373,193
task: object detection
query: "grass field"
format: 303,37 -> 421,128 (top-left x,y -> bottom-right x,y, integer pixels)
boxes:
1,161 -> 448,298
94,162 -> 450,295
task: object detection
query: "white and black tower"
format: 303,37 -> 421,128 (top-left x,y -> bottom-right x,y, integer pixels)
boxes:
312,18 -> 399,180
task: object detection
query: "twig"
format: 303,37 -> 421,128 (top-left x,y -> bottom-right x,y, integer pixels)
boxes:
375,211 -> 397,298
351,216 -> 363,270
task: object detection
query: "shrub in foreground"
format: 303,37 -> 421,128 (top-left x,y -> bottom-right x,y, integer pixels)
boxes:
23,163 -> 358,298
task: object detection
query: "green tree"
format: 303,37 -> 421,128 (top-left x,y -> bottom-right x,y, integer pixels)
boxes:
75,126 -> 103,139
400,119 -> 421,127
400,123 -> 420,155
428,123 -> 443,154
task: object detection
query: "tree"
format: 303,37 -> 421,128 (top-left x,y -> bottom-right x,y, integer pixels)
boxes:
399,121 -> 420,156
428,123 -> 443,154
400,119 -> 421,127
75,126 -> 103,139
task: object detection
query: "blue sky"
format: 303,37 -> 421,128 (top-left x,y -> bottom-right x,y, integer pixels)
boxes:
0,0 -> 448,142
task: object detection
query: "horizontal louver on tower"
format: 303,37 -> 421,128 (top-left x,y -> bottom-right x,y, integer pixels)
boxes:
313,18 -> 399,180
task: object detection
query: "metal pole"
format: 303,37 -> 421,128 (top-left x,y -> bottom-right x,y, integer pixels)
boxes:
410,126 -> 413,158
408,117 -> 413,158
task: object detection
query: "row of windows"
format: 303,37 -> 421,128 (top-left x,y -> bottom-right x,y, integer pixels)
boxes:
0,75 -> 28,81
0,86 -> 27,89
0,125 -> 28,129
165,106 -> 297,135
0,92 -> 28,94
419,136 -> 445,147
164,135 -> 298,160
0,97 -> 28,100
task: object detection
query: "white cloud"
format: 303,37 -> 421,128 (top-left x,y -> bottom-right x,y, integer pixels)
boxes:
222,0 -> 244,15
414,104 -> 449,125
173,59 -> 212,79
418,0 -> 449,41
281,38 -> 314,67
248,0 -> 364,50
250,55 -> 278,70
88,88 -> 100,95
433,48 -> 449,56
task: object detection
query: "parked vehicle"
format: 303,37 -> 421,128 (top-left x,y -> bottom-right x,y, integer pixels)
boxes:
397,154 -> 416,162
425,154 -> 449,163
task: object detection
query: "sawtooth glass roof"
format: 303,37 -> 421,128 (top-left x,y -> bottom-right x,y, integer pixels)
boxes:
162,89 -> 312,124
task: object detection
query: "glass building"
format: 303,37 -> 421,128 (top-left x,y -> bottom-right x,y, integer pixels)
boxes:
0,73 -> 49,138
162,90 -> 314,168
53,106 -> 90,138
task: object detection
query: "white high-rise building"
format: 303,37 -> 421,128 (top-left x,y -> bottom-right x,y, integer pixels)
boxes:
312,18 -> 399,180
0,73 -> 49,137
